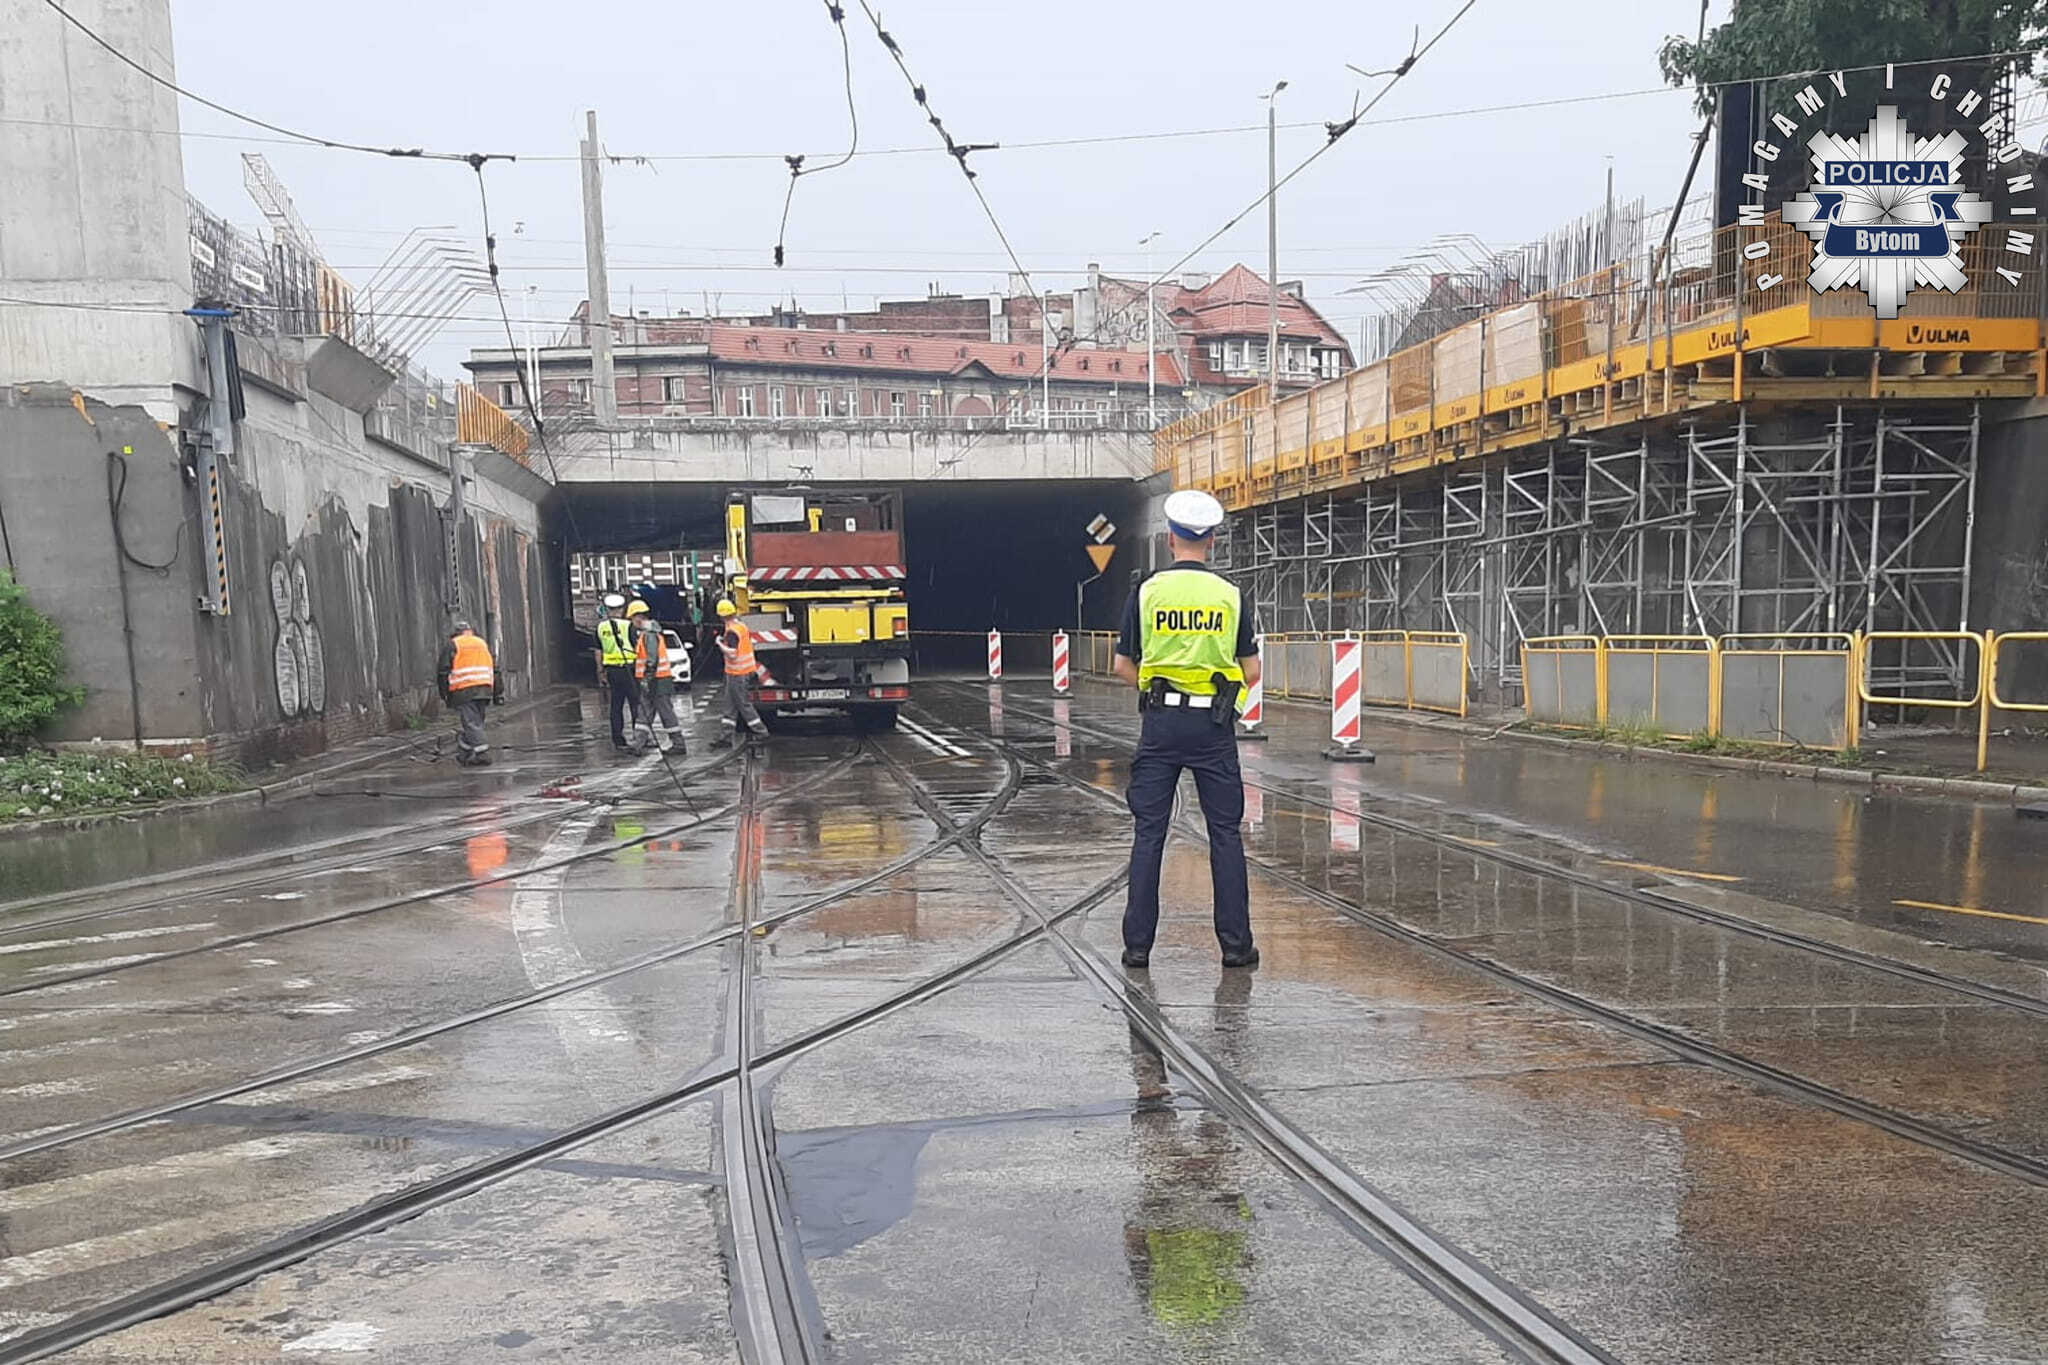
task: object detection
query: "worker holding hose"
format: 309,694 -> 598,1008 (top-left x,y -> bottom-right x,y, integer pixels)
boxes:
1112,489 -> 1261,970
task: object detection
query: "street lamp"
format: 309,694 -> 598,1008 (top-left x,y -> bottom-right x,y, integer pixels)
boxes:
1261,80 -> 1288,400
1139,230 -> 1162,426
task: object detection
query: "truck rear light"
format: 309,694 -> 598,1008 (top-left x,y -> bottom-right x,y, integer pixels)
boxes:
758,687 -> 790,702
868,685 -> 909,700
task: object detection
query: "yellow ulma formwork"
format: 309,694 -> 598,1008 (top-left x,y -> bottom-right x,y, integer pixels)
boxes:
1156,217 -> 2046,508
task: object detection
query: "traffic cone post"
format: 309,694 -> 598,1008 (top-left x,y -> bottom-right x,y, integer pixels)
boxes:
1236,634 -> 1268,742
1322,637 -> 1375,762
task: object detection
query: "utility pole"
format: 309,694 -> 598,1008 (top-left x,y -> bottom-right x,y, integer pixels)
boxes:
1140,231 -> 1161,426
579,110 -> 619,426
1263,81 -> 1288,401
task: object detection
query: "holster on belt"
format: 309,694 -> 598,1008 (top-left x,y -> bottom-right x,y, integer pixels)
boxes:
1208,673 -> 1241,727
1142,677 -> 1170,713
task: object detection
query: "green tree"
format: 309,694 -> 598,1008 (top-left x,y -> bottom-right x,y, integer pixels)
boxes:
0,571 -> 85,749
1660,0 -> 2047,199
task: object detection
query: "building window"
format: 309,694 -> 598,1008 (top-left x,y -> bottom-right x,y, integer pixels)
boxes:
841,388 -> 857,417
736,387 -> 756,418
662,375 -> 689,403
918,393 -> 933,418
769,386 -> 785,418
817,387 -> 832,417
571,378 -> 592,407
497,381 -> 520,408
1319,349 -> 1345,379
890,391 -> 906,419
1207,343 -> 1223,371
1222,341 -> 1243,372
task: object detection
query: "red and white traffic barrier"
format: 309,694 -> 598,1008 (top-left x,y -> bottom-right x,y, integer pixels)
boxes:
1051,631 -> 1071,694
1323,637 -> 1375,762
988,630 -> 1003,680
1236,634 -> 1267,741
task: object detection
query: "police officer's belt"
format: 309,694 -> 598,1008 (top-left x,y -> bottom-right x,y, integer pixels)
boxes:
1155,692 -> 1217,709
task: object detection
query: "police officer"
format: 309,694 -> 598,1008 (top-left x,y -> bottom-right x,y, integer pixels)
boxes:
1113,489 -> 1261,970
593,593 -> 641,752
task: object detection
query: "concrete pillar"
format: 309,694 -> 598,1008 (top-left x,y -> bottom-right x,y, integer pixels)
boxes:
0,0 -> 199,420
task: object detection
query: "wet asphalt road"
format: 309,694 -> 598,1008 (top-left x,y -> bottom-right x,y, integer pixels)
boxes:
4,680 -> 2048,1362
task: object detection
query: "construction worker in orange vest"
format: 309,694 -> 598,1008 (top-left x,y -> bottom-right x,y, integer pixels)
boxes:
438,619 -> 500,767
627,600 -> 687,756
711,598 -> 771,749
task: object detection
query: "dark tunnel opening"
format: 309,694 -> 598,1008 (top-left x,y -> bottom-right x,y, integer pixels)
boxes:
549,479 -> 1155,675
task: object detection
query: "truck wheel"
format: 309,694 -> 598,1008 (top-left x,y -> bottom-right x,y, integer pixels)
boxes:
856,705 -> 899,733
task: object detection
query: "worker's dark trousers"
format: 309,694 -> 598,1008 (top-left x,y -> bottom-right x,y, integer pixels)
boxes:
604,664 -> 641,746
1123,704 -> 1252,957
454,699 -> 491,765
724,672 -> 769,736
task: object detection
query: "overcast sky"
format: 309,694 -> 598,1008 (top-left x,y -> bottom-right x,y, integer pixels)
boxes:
166,0 -> 1724,377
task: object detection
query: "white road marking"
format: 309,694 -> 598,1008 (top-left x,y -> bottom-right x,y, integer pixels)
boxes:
284,1323 -> 383,1353
260,892 -> 306,901
897,715 -> 970,758
0,922 -> 218,958
0,1136 -> 308,1214
0,1078 -> 86,1100
28,953 -> 157,975
216,1063 -> 436,1107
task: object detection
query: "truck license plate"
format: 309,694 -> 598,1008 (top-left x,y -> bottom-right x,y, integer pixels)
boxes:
805,688 -> 850,701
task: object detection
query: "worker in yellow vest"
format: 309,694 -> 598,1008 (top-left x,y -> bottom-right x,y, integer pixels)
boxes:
1112,490 -> 1260,970
628,600 -> 686,756
711,598 -> 771,749
594,593 -> 642,752
438,619 -> 500,767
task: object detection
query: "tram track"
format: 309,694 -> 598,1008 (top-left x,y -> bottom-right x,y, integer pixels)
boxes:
868,730 -> 1620,1365
0,746 -> 748,941
921,692 -> 2048,1193
0,742 -> 1111,1365
0,746 -> 848,1001
954,684 -> 2048,1023
0,747 -> 1024,1164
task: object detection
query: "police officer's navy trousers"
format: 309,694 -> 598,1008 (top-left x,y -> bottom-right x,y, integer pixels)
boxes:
604,664 -> 641,746
1123,704 -> 1253,957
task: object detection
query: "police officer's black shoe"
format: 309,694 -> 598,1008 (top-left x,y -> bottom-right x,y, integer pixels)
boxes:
1220,946 -> 1260,970
1120,947 -> 1150,969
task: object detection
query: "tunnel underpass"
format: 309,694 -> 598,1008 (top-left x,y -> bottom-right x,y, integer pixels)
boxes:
553,478 -> 1155,642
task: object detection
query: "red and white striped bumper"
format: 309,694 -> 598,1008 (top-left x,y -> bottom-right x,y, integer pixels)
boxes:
752,565 -> 906,582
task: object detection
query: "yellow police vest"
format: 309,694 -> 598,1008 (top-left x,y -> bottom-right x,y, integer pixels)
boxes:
597,618 -> 635,667
1137,568 -> 1245,697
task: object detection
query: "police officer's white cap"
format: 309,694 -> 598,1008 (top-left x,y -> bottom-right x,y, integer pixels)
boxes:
602,593 -> 626,610
1164,489 -> 1226,540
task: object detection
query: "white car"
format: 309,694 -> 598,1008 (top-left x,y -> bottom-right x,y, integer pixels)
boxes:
661,629 -> 693,687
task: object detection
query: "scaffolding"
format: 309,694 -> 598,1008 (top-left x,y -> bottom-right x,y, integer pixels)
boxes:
1220,403 -> 1981,698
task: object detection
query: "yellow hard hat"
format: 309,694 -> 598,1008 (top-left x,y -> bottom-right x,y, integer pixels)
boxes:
716,598 -> 738,617
625,600 -> 650,617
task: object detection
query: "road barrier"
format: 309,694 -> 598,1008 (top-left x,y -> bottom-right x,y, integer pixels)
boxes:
987,630 -> 1003,680
1522,636 -> 1603,728
1723,634 -> 1859,751
1407,632 -> 1471,718
1238,635 -> 1266,735
1360,630 -> 1409,708
1051,631 -> 1070,694
1330,639 -> 1362,745
1605,635 -> 1717,738
1861,630 -> 1983,766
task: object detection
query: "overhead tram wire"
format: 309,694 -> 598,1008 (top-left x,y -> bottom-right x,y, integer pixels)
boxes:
37,0 -> 506,163
775,0 -> 862,267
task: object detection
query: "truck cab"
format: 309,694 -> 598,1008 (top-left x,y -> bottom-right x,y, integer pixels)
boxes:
727,488 -> 911,730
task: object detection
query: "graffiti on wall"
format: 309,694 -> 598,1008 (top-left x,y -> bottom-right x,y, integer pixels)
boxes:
270,557 -> 327,717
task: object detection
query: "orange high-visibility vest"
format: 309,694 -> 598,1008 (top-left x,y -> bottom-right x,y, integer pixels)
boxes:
635,628 -> 674,681
448,632 -> 495,692
724,621 -> 759,676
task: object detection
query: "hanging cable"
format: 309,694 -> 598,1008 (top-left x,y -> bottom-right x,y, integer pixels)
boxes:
776,0 -> 862,267
105,449 -> 187,575
37,0 -> 506,162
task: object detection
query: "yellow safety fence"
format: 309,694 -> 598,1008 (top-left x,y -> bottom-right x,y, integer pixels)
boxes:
1244,631 -> 1471,719
1859,630 -> 2048,772
1528,632 -> 1860,750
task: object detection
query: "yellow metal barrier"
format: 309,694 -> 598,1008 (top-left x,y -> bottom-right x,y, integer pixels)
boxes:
1406,631 -> 1469,717
1859,630 -> 1983,763
1722,633 -> 1861,752
1357,629 -> 1411,708
1603,635 -> 1718,738
1521,635 -> 1603,729
1981,631 -> 2048,772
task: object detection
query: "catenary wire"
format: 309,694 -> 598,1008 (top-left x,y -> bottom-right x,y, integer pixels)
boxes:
775,0 -> 862,266
36,0 -> 502,163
